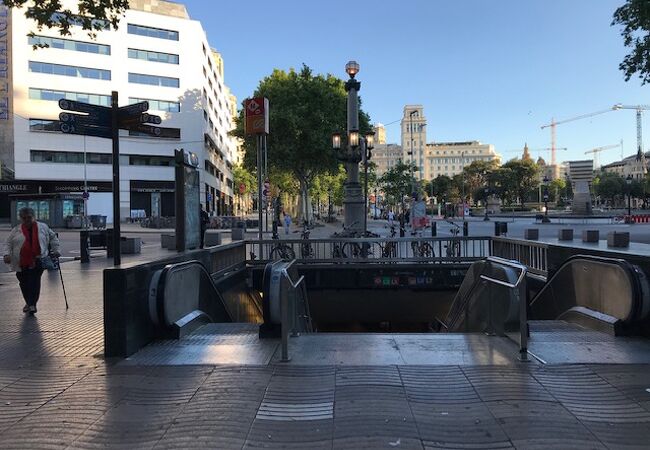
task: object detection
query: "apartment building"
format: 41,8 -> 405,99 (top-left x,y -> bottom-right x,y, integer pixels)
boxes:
0,0 -> 236,222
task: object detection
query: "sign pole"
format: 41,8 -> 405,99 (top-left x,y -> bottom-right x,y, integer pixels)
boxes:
257,134 -> 264,258
111,91 -> 121,266
263,134 -> 269,232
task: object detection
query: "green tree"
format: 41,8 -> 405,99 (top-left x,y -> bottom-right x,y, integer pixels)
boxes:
595,172 -> 624,205
462,160 -> 499,204
232,65 -> 371,223
612,0 -> 650,84
500,159 -> 540,207
379,161 -> 417,209
548,178 -> 566,203
489,168 -> 516,206
3,0 -> 129,39
430,175 -> 453,201
232,165 -> 256,196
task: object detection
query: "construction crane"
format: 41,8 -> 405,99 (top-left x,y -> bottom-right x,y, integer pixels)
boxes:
541,107 -> 619,168
613,104 -> 650,172
584,143 -> 622,169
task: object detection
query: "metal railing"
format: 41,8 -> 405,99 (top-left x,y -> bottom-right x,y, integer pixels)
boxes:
490,237 -> 548,276
208,241 -> 247,277
480,257 -> 529,362
246,236 -> 491,264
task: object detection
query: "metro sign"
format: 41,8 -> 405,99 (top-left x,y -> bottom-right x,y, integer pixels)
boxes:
244,97 -> 269,135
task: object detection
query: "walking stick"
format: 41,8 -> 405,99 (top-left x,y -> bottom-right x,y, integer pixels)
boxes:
56,258 -> 69,309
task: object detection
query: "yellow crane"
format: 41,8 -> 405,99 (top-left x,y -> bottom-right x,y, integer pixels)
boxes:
584,143 -> 622,170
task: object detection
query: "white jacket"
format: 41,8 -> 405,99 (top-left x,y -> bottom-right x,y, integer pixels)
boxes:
3,221 -> 60,272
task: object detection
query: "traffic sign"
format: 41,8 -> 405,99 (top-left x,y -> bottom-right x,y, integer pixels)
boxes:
119,112 -> 162,128
239,183 -> 246,194
59,99 -> 110,118
127,123 -> 163,137
82,191 -> 90,200
60,122 -> 112,139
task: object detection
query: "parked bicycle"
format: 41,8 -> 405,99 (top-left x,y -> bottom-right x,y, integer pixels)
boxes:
411,240 -> 434,258
300,230 -> 313,259
445,224 -> 461,258
270,235 -> 296,260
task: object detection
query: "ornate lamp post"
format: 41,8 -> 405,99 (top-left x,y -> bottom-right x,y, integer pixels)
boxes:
331,61 -> 368,236
363,132 -> 374,234
542,175 -> 551,223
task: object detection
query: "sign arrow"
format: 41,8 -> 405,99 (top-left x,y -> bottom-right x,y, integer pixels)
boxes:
60,122 -> 112,139
119,112 -> 162,128
59,99 -> 111,118
119,101 -> 149,118
59,112 -> 110,127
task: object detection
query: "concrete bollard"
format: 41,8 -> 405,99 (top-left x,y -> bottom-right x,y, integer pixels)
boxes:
582,230 -> 599,243
524,229 -> 539,240
607,231 -> 630,248
558,229 -> 574,241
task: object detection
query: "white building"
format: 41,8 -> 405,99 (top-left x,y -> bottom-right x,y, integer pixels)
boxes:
425,141 -> 501,179
0,0 -> 236,223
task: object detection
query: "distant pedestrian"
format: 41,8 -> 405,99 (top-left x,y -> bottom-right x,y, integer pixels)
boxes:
3,207 -> 60,315
388,211 -> 395,226
283,212 -> 292,235
200,205 -> 210,249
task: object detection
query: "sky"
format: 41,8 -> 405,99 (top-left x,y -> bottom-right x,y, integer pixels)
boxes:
185,0 -> 647,167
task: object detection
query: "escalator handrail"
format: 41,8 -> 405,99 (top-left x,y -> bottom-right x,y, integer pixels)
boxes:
153,260 -> 233,327
530,254 -> 648,321
480,257 -> 527,289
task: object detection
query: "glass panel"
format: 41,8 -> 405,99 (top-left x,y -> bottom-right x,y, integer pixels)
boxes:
63,200 -> 74,217
38,201 -> 50,222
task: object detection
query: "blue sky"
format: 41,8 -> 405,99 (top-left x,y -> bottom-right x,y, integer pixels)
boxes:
186,0 -> 646,166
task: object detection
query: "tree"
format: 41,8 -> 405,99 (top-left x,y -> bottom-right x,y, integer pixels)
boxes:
548,178 -> 566,203
232,65 -> 371,223
379,161 -> 417,210
461,160 -> 499,204
500,159 -> 540,207
595,172 -> 624,205
3,0 -> 129,40
430,175 -> 453,202
612,0 -> 650,84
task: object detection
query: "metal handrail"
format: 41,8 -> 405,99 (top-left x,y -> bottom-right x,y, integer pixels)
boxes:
279,260 -> 308,362
479,257 -> 529,362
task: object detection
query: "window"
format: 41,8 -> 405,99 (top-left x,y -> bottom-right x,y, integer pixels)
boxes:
31,150 -> 111,164
127,24 -> 178,41
128,128 -> 180,139
129,97 -> 180,113
128,72 -> 179,88
29,88 -> 111,106
29,119 -> 60,132
29,61 -> 110,80
29,35 -> 110,55
128,155 -> 173,166
44,11 -> 108,29
128,48 -> 179,64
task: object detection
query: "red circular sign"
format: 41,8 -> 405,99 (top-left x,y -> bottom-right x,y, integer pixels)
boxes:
239,183 -> 246,194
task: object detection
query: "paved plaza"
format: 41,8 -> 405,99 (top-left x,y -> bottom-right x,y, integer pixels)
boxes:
0,250 -> 649,449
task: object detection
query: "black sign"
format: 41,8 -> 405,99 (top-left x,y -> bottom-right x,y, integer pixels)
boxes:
119,112 -> 162,128
118,101 -> 149,118
59,112 -> 110,127
130,180 -> 175,193
60,122 -> 112,139
58,99 -> 110,118
128,123 -> 163,137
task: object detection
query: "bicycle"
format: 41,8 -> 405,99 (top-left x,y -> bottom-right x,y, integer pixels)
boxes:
269,235 -> 296,260
445,225 -> 461,258
300,230 -> 313,259
380,240 -> 397,258
411,240 -> 434,258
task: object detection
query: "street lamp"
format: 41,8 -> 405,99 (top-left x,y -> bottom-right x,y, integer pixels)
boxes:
374,187 -> 378,219
626,174 -> 633,220
542,175 -> 550,223
483,187 -> 490,221
332,132 -> 341,150
349,130 -> 359,148
363,132 -> 375,234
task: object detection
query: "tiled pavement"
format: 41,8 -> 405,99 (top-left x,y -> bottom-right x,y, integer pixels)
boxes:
1,260 -> 650,448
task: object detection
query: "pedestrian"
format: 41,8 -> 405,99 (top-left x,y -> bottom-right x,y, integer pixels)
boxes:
388,210 -> 395,226
3,207 -> 60,315
200,204 -> 210,249
283,212 -> 292,235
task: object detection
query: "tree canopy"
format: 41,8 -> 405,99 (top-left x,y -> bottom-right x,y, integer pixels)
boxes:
612,0 -> 650,84
3,0 -> 129,39
379,161 -> 419,208
231,65 -> 371,221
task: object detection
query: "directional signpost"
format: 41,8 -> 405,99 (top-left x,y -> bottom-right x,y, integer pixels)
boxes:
58,93 -> 164,265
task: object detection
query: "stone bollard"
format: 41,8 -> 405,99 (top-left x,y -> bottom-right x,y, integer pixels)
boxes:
607,231 -> 630,248
558,229 -> 574,241
524,229 -> 539,240
582,230 -> 599,243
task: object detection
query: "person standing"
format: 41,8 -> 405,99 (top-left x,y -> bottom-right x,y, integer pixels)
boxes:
3,207 -> 60,315
388,210 -> 395,227
283,212 -> 292,235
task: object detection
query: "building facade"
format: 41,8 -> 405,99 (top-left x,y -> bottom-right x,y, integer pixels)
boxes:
372,144 -> 403,178
400,105 -> 427,180
601,151 -> 649,180
425,141 -> 500,179
0,0 -> 236,223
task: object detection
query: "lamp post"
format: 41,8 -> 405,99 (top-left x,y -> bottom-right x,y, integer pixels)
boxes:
330,61 -> 365,236
461,151 -> 466,223
374,187 -> 378,219
542,175 -> 551,223
627,174 -> 633,219
483,187 -> 490,221
363,132 -> 375,235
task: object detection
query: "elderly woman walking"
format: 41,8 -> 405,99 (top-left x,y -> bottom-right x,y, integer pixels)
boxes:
3,207 -> 60,315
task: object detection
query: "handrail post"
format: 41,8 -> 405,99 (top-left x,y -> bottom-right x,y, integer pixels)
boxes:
518,284 -> 529,362
280,278 -> 291,362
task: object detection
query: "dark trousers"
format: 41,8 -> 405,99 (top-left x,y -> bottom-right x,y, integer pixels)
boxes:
16,268 -> 44,307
